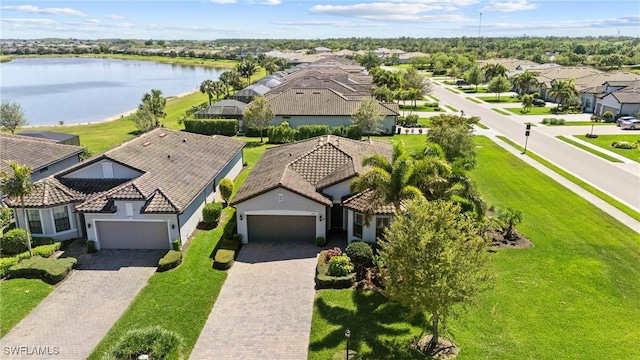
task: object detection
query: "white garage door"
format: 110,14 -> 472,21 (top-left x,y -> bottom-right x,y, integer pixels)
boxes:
247,215 -> 315,242
97,221 -> 170,249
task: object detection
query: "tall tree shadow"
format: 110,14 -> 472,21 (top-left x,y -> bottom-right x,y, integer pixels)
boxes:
310,290 -> 427,359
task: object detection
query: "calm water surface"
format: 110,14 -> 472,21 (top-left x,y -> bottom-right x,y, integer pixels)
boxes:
0,57 -> 225,126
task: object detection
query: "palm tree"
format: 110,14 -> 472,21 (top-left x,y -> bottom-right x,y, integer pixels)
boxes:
350,143 -> 425,224
200,79 -> 215,106
482,63 -> 508,82
0,160 -> 35,257
213,81 -> 226,100
548,78 -> 578,109
236,60 -> 259,85
139,89 -> 166,127
512,70 -> 539,95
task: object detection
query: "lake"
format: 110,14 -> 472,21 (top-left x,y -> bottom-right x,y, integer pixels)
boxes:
0,57 -> 226,126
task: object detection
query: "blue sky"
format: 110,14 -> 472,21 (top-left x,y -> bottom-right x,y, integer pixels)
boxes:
1,1 -> 639,40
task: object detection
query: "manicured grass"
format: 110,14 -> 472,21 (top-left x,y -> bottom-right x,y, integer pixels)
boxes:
399,104 -> 441,112
308,290 -> 424,360
76,53 -> 238,68
417,117 -> 431,127
428,95 -> 440,101
461,87 -> 489,93
0,279 -> 53,337
504,107 -> 554,115
88,211 -> 232,360
562,121 -> 614,126
477,96 -> 521,103
497,135 -> 640,222
19,92 -> 209,154
445,105 -> 457,112
492,108 -> 511,115
476,122 -> 489,129
446,87 -> 461,94
576,134 -> 640,163
466,97 -> 483,104
557,136 -> 622,163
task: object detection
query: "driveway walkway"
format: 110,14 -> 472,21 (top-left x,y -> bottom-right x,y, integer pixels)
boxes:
0,248 -> 163,360
190,242 -> 319,360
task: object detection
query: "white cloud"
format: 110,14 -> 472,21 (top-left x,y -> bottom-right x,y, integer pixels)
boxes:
481,0 -> 537,13
1,5 -> 86,16
473,15 -> 639,33
261,0 -> 282,4
210,0 -> 236,3
114,23 -> 135,28
1,18 -> 56,25
309,3 -> 470,22
83,19 -> 102,25
105,14 -> 125,20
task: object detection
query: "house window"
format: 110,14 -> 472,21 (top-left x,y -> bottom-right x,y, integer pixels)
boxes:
26,209 -> 43,234
53,206 -> 71,232
354,212 -> 363,238
376,216 -> 390,239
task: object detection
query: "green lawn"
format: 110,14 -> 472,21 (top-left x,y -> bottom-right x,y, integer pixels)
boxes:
399,104 -> 441,112
466,97 -> 483,104
0,279 -> 54,337
446,88 -> 461,94
461,87 -> 489,94
476,122 -> 489,129
576,134 -> 640,163
308,136 -> 640,359
562,121 -> 614,126
417,118 -> 431,127
504,107 -> 554,115
445,105 -> 457,112
492,108 -> 511,116
88,211 -> 231,360
557,136 -> 622,163
477,96 -> 521,103
80,53 -> 238,68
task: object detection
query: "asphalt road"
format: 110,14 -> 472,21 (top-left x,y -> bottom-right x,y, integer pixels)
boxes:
432,85 -> 640,211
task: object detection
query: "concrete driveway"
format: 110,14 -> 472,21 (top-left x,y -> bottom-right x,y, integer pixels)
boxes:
190,242 -> 319,360
0,248 -> 164,360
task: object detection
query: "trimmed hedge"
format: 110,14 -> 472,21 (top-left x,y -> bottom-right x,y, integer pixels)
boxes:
316,250 -> 356,289
213,249 -> 235,270
295,125 -> 330,140
0,257 -> 20,278
7,256 -> 76,284
32,243 -> 61,258
203,203 -> 223,225
157,250 -> 182,272
184,119 -> 238,136
219,239 -> 240,253
1,228 -> 28,255
345,241 -> 374,266
268,124 -> 296,144
32,237 -> 55,247
331,125 -> 362,140
0,243 -> 61,278
328,255 -> 354,276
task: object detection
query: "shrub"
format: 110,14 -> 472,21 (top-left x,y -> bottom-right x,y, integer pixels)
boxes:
172,239 -> 182,251
31,237 -> 55,247
103,325 -> 183,360
611,141 -> 638,149
219,239 -> 239,253
7,256 -> 76,284
219,178 -> 234,205
316,251 -> 356,289
0,207 -> 12,228
268,123 -> 296,144
345,125 -> 362,140
183,119 -> 238,136
345,241 -> 374,266
157,250 -> 182,272
32,243 -> 61,258
541,117 -> 565,125
325,246 -> 342,261
602,111 -> 614,122
328,255 -> 354,277
213,249 -> 235,270
1,228 -> 29,255
222,213 -> 238,240
295,125 -> 330,140
331,126 -> 347,137
202,203 -> 223,225
87,240 -> 97,254
315,236 -> 326,247
246,126 -> 270,137
0,257 -> 19,278
404,114 -> 419,125
232,233 -> 243,243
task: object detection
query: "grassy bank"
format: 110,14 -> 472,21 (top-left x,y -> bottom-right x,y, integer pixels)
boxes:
9,53 -> 238,68
0,279 -> 54,337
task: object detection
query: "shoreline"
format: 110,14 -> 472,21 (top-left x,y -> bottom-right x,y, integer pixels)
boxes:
23,89 -> 199,129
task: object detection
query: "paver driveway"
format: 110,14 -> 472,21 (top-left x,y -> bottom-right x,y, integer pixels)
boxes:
0,249 -> 164,360
190,242 -> 319,360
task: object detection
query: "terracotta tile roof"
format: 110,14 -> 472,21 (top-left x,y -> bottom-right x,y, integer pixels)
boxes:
0,134 -> 83,173
232,136 -> 392,206
267,75 -> 371,96
611,87 -> 640,104
6,129 -> 245,214
265,88 -> 398,117
342,189 -> 408,215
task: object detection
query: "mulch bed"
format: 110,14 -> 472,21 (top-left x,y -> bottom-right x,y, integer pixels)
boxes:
414,335 -> 459,359
487,228 -> 533,249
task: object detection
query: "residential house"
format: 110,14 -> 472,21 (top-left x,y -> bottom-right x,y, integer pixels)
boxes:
0,134 -> 83,182
229,84 -> 271,103
3,129 -> 245,249
398,52 -> 429,64
194,99 -> 247,131
593,80 -> 640,116
19,131 -> 80,146
264,88 -> 399,134
231,135 -> 393,243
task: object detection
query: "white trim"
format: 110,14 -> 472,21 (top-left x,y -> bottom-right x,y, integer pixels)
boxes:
26,209 -> 44,235
93,218 -> 171,250
49,205 -> 75,235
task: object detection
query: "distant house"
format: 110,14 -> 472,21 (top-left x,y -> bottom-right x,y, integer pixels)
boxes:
593,80 -> 640,116
314,47 -> 332,54
265,88 -> 399,134
229,84 -> 271,103
398,52 -> 429,64
3,129 -> 245,249
18,131 -> 80,146
231,135 -> 393,243
194,99 -> 247,120
0,134 -> 83,182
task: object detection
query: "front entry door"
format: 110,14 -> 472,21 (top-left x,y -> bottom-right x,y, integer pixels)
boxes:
331,205 -> 343,229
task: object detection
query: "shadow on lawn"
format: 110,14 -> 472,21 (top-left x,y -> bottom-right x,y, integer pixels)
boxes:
310,290 -> 426,359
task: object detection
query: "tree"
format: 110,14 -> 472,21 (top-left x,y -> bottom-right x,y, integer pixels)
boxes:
372,85 -> 394,102
0,160 -> 35,257
548,78 -> 578,109
236,60 -> 259,85
357,51 -> 381,70
482,63 -> 508,82
512,70 -> 539,95
379,199 -> 493,355
487,75 -> 512,101
0,100 -> 28,134
213,81 -> 226,100
464,65 -> 483,92
139,89 -> 166,127
132,107 -> 155,132
219,178 -> 234,206
402,68 -> 432,99
351,98 -> 384,138
200,79 -> 216,106
427,114 -> 479,169
242,96 -> 274,142
219,70 -> 241,97
521,93 -> 534,113
497,208 -> 523,240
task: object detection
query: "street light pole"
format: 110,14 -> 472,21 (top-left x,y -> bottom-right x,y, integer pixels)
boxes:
523,123 -> 531,154
345,329 -> 351,360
